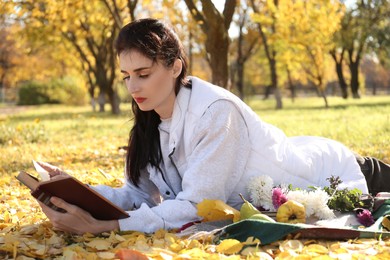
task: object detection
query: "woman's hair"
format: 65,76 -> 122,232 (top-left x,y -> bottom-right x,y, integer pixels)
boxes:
115,18 -> 189,186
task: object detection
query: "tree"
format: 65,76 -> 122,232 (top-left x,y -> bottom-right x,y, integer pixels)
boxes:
330,11 -> 350,99
344,0 -> 389,98
361,57 -> 390,95
372,18 -> 390,68
280,0 -> 343,108
250,0 -> 283,109
0,2 -> 71,103
10,0 -> 139,114
0,28 -> 16,102
231,1 -> 258,99
183,0 -> 237,88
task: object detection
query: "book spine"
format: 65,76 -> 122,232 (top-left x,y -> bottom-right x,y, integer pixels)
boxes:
32,189 -> 67,213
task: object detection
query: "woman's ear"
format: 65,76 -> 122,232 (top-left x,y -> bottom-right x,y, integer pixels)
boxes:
172,59 -> 182,78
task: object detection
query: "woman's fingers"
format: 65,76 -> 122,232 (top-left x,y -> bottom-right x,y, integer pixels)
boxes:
36,161 -> 68,177
49,197 -> 77,214
38,198 -> 118,234
38,197 -> 96,234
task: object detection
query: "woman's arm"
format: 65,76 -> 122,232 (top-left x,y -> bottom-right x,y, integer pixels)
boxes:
39,197 -> 119,235
92,169 -> 162,210
177,99 -> 251,204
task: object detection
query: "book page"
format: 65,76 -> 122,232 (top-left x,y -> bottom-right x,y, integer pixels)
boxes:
32,160 -> 50,181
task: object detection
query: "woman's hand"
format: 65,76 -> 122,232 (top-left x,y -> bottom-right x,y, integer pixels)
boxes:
39,197 -> 120,235
35,161 -> 69,178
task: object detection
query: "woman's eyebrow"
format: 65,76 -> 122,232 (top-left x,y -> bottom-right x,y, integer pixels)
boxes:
121,65 -> 153,74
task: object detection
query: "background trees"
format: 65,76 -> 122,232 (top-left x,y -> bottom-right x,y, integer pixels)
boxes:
333,0 -> 390,99
184,0 -> 237,88
1,0 -> 389,112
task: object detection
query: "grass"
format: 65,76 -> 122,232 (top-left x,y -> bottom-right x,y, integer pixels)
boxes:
0,95 -> 389,178
247,95 -> 390,162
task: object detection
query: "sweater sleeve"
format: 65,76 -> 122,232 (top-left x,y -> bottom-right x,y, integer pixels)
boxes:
92,169 -> 162,211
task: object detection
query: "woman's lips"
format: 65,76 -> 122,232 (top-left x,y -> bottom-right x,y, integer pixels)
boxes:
134,97 -> 147,103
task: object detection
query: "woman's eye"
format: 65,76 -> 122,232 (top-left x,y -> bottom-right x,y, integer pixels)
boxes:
139,74 -> 149,78
122,75 -> 130,81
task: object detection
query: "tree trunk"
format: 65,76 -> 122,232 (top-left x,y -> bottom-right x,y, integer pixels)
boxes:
205,29 -> 229,88
263,85 -> 271,100
98,92 -> 105,112
91,98 -> 96,112
270,57 -> 282,109
188,31 -> 193,75
274,87 -> 283,109
250,0 -> 282,109
320,89 -> 329,108
349,61 -> 361,98
107,87 -> 121,115
347,44 -> 363,99
183,0 -> 236,89
330,50 -> 348,99
0,85 -> 4,103
236,62 -> 244,100
335,61 -> 349,99
286,67 -> 296,102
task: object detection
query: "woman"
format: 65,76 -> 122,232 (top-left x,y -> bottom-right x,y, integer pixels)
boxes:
39,18 -> 389,234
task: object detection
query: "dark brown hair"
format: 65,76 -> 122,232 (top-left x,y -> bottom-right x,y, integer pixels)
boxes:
115,18 -> 188,185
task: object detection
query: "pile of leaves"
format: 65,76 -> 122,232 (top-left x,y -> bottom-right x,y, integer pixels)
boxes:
2,174 -> 390,259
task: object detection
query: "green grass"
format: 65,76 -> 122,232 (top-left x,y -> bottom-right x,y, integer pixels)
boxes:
247,96 -> 390,160
1,95 -> 389,177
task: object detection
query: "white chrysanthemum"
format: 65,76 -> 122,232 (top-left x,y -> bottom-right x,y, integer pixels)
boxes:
288,188 -> 335,220
315,205 -> 336,220
308,189 -> 335,220
247,175 -> 274,210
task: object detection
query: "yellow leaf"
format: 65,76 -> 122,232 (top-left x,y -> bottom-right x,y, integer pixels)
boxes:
303,244 -> 329,255
197,199 -> 240,222
97,252 -> 116,259
216,239 -> 243,255
84,239 -> 112,251
241,247 -> 273,259
243,236 -> 261,246
279,240 -> 304,253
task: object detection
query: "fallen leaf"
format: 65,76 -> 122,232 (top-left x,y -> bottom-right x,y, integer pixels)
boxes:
216,239 -> 243,255
115,249 -> 149,260
279,240 -> 304,253
197,199 -> 240,222
84,239 -> 112,251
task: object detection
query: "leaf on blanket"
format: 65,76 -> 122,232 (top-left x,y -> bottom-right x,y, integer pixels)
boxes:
197,199 -> 240,222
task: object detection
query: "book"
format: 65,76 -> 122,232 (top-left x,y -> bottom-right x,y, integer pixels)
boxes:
16,169 -> 129,221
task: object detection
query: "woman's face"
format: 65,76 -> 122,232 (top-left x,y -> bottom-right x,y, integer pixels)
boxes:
119,50 -> 182,119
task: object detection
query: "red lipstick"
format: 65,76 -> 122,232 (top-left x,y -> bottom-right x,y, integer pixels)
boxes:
134,97 -> 147,104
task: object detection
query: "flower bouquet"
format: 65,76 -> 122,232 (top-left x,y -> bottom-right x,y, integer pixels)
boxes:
247,175 -> 390,229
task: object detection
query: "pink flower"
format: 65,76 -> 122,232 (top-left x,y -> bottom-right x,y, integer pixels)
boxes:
272,187 -> 288,210
356,208 -> 375,227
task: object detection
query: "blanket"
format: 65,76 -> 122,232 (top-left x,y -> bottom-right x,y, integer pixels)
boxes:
187,200 -> 390,245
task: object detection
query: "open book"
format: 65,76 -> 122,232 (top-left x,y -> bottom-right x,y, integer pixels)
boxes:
16,161 -> 129,220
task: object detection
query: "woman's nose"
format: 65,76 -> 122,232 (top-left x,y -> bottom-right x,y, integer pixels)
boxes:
126,79 -> 140,93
